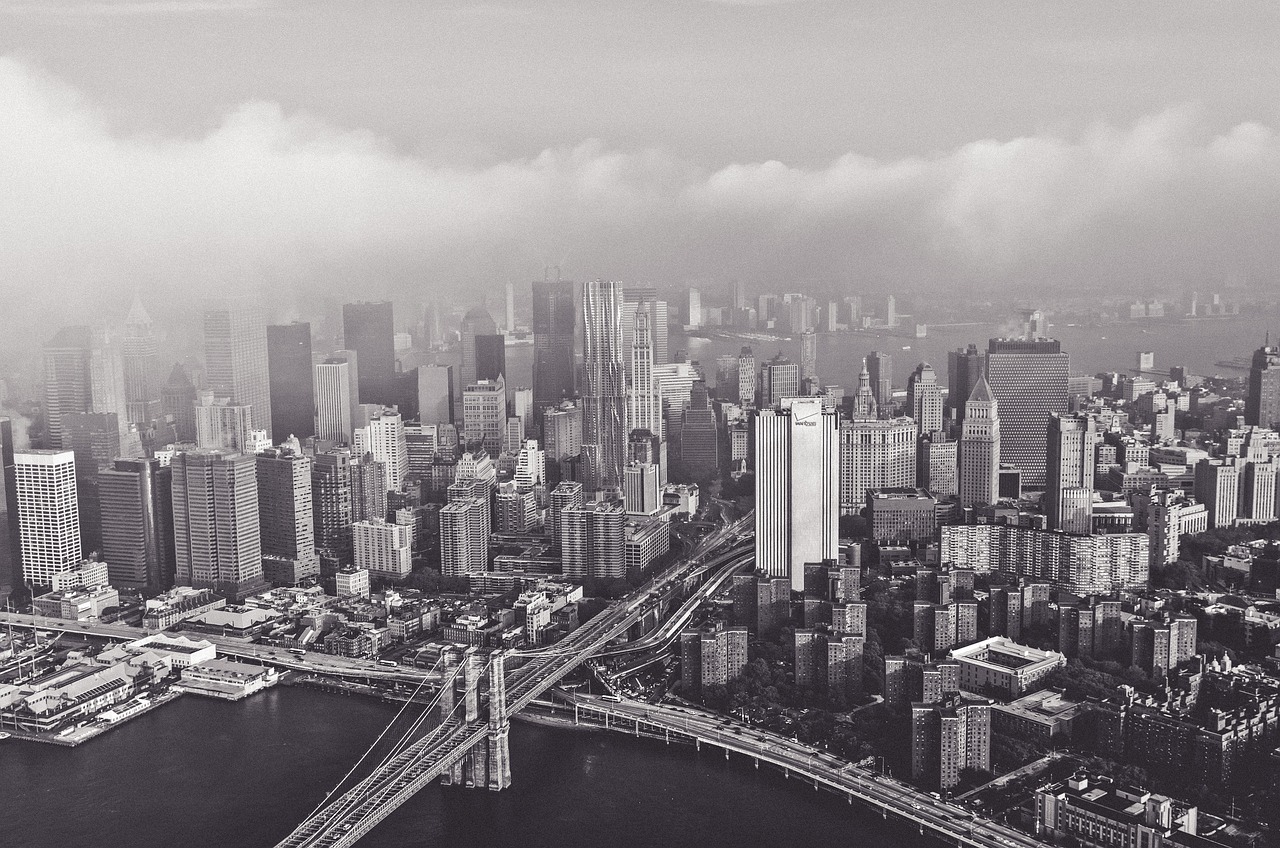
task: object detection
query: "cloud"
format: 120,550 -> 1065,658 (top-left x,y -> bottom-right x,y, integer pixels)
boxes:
0,0 -> 266,16
0,54 -> 1279,356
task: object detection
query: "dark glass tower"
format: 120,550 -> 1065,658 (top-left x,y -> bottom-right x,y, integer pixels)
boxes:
342,301 -> 395,406
947,344 -> 986,423
474,334 -> 507,383
267,322 -> 315,440
0,419 -> 20,599
532,277 -> 576,422
985,338 -> 1069,488
1246,343 -> 1280,430
98,457 -> 175,591
42,326 -> 94,449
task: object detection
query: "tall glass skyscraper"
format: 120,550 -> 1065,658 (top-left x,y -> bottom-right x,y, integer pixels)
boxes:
122,296 -> 160,426
341,301 -> 395,407
98,457 -> 175,591
985,338 -> 1069,488
42,325 -> 94,450
582,279 -> 627,493
532,276 -> 576,422
204,301 -> 272,439
267,322 -> 315,440
0,419 -> 20,599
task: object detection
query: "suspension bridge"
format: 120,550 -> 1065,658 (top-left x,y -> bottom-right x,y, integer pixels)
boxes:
272,515 -> 753,847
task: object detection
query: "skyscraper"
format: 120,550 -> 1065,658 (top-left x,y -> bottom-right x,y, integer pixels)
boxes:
62,411 -> 122,556
851,359 -> 878,418
800,330 -> 818,383
838,417 -> 916,512
958,376 -> 1000,508
14,450 -> 81,588
440,494 -> 490,577
342,301 -> 395,407
256,447 -> 318,584
1246,343 -> 1280,430
621,287 -> 669,377
680,381 -> 720,480
582,280 -> 627,493
161,363 -> 198,444
474,333 -> 506,384
760,353 -> 800,408
171,450 -> 264,598
122,296 -> 160,426
0,420 -> 20,599
561,500 -> 625,580
459,306 -> 498,406
531,275 -> 576,422
462,377 -> 507,455
908,362 -> 944,437
353,407 -> 407,493
43,326 -> 94,449
98,457 -> 175,591
204,300 -> 272,438
312,449 -> 354,565
867,351 -> 892,415
755,397 -> 840,591
267,322 -> 315,440
417,364 -> 455,425
353,519 -> 413,580
947,344 -> 986,423
314,353 -> 359,444
737,347 -> 757,408
627,306 -> 663,441
985,338 -> 1069,487
1045,413 -> 1096,535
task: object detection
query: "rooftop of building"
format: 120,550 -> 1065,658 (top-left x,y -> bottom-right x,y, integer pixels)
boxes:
950,637 -> 1064,671
995,689 -> 1088,723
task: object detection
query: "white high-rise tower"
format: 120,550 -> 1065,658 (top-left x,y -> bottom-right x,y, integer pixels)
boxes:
754,397 -> 839,591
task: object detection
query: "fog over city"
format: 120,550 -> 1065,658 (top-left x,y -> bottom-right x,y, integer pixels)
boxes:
3,1 -> 1280,359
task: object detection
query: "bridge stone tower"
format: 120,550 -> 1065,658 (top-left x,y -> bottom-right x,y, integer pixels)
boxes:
486,650 -> 512,790
440,647 -> 512,791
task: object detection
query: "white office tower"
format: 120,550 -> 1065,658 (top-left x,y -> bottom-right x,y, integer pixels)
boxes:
14,450 -> 81,587
314,356 -> 356,442
687,287 -> 703,329
171,450 -> 264,597
907,362 -> 944,437
440,496 -> 490,577
195,391 -> 256,452
1045,413 -> 1097,535
838,417 -> 917,513
755,397 -> 840,591
958,376 -> 1001,508
627,307 -> 664,441
514,440 -> 546,491
624,461 -> 662,516
353,407 -> 407,494
463,376 -> 507,455
353,518 -> 412,580
582,280 -> 627,494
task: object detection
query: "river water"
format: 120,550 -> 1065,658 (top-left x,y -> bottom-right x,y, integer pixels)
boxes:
1,687 -> 935,847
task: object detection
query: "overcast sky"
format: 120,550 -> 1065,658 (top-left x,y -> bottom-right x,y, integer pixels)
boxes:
2,0 -> 1280,355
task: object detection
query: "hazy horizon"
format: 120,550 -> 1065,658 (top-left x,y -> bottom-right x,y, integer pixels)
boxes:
3,1 -> 1280,358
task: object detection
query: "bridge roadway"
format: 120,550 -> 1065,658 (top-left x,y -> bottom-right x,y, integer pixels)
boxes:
556,694 -> 1049,848
271,514 -> 755,847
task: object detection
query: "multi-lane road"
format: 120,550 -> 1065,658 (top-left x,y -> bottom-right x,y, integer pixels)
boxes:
563,694 -> 1048,848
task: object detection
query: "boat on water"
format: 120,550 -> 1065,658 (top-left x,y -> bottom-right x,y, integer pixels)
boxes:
0,732 -> 11,741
